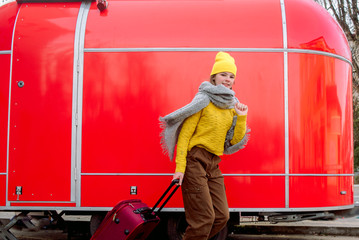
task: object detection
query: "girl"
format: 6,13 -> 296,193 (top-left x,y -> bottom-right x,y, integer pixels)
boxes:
160,52 -> 249,240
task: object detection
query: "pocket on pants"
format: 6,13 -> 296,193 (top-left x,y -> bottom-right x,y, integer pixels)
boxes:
183,185 -> 204,194
182,184 -> 206,202
182,185 -> 208,210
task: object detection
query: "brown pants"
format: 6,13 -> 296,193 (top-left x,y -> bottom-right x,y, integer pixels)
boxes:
181,147 -> 229,240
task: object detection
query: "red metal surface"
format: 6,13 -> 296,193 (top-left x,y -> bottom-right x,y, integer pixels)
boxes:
82,52 -> 284,175
81,176 -> 183,208
0,176 -> 5,206
290,176 -> 353,208
288,54 -> 353,174
7,3 -> 80,202
220,52 -> 284,174
10,202 -> 76,207
0,2 -> 17,207
84,0 -> 283,49
0,2 -> 18,51
286,0 -> 351,60
0,55 -> 10,173
225,176 -> 285,208
81,52 -> 206,174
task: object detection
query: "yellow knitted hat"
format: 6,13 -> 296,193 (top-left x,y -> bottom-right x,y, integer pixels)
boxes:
210,51 -> 237,76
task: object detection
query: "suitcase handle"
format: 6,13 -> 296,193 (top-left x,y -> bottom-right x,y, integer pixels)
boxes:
151,179 -> 180,213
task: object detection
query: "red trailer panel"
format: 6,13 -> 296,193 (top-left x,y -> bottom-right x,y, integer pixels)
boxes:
0,55 -> 10,175
0,2 -> 18,208
0,175 -> 5,206
225,176 -> 286,208
290,176 -> 353,208
7,2 -> 80,203
84,0 -> 283,49
220,52 -> 285,174
81,175 -> 183,208
0,2 -> 18,51
289,55 -> 353,174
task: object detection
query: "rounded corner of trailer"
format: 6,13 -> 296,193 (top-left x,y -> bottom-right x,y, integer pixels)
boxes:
284,0 -> 352,61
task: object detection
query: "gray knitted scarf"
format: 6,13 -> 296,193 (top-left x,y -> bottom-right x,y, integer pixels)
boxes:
159,81 -> 250,160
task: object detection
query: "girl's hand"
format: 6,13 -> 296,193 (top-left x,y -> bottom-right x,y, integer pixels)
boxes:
235,102 -> 248,116
173,172 -> 184,185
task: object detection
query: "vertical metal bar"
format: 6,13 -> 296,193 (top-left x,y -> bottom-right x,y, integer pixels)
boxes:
72,0 -> 91,206
280,0 -> 290,208
6,6 -> 21,207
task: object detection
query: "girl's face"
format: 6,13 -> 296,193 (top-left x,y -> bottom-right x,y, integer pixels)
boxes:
214,72 -> 235,89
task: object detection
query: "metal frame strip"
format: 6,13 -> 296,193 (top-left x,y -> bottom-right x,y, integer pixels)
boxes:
280,0 -> 290,209
71,0 -> 91,207
0,51 -> 11,55
0,205 -> 354,212
229,204 -> 354,212
84,47 -> 352,65
80,173 -> 354,177
6,5 -> 21,208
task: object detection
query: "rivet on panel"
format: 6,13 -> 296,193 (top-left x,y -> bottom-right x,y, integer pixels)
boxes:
18,81 -> 25,88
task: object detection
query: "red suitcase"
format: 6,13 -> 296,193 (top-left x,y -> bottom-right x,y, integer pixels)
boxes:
91,179 -> 180,240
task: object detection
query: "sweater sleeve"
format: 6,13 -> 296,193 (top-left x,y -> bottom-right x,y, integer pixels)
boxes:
230,114 -> 247,145
175,110 -> 202,173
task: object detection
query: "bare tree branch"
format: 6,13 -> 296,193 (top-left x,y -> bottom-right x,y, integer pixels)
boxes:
327,0 -> 341,23
317,0 -> 359,84
350,0 -> 359,38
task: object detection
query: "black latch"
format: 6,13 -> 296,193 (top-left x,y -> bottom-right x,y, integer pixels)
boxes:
133,207 -> 152,215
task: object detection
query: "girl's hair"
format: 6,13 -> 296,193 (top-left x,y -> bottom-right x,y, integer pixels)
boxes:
209,74 -> 216,85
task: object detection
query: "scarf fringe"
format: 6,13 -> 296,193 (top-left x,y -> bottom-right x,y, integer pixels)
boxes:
159,119 -> 169,157
223,127 -> 251,155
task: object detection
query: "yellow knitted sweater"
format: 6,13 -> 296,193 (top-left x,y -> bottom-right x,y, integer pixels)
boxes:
175,102 -> 247,173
